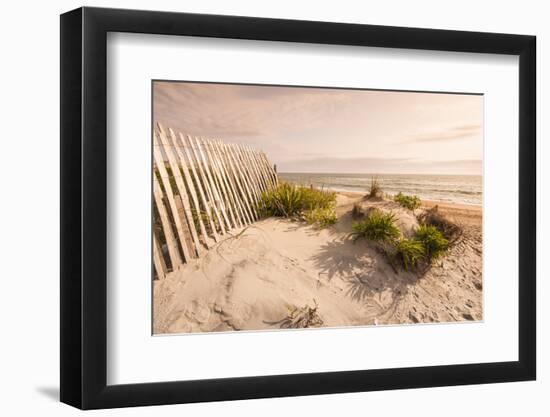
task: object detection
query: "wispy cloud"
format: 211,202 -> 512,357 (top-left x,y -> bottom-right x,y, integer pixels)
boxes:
402,124 -> 482,144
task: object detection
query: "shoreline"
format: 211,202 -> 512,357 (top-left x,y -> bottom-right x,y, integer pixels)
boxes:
279,171 -> 482,177
291,186 -> 482,209
332,189 -> 482,212
332,190 -> 481,227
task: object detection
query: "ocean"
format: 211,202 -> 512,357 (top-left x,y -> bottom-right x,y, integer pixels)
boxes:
278,173 -> 482,206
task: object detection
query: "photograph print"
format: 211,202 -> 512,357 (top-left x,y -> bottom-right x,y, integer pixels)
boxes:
152,81 -> 483,335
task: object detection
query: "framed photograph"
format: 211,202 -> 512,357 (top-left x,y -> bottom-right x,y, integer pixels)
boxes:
60,7 -> 536,409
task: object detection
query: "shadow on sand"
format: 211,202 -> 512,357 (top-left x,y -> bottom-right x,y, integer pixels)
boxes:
309,224 -> 424,306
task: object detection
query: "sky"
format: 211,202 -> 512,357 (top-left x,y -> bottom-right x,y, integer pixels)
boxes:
153,81 -> 483,175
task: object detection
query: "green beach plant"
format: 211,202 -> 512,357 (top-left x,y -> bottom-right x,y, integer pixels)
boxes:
261,182 -> 304,217
394,192 -> 421,212
301,187 -> 337,211
351,210 -> 400,242
393,238 -> 425,270
260,182 -> 337,223
303,207 -> 338,228
414,224 -> 449,260
367,176 -> 383,199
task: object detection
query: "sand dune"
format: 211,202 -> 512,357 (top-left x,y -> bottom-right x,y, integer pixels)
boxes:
154,192 -> 482,334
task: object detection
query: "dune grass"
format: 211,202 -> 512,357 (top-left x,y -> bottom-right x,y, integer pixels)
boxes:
351,211 -> 400,242
367,176 -> 383,199
261,182 -> 337,228
394,192 -> 421,211
261,182 -> 304,217
414,224 -> 449,260
303,207 -> 338,228
393,238 -> 425,270
351,203 -> 454,271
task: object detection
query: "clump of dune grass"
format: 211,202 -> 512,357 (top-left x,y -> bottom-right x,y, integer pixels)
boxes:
349,194 -> 462,271
393,238 -> 425,270
394,192 -> 421,212
301,187 -> 337,211
260,182 -> 304,217
261,182 -> 337,226
351,210 -> 400,242
367,176 -> 383,199
350,210 -> 425,270
350,206 -> 452,272
415,224 -> 449,260
303,207 -> 337,228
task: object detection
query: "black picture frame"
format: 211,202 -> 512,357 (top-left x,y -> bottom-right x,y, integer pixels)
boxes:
60,6 -> 536,410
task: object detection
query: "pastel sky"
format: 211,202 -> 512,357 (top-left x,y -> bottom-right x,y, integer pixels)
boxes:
153,81 -> 483,175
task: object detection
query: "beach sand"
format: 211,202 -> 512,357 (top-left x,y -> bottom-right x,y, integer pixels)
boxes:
154,191 -> 482,334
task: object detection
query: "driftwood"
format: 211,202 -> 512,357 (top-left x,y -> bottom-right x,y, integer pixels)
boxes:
264,300 -> 324,329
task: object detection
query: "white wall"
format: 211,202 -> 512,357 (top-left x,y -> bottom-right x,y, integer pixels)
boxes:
0,0 -> 546,415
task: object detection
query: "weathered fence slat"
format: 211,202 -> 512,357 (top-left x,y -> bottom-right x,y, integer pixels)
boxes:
215,140 -> 254,224
251,145 -> 272,190
202,137 -> 240,228
153,132 -> 194,263
223,141 -> 258,221
265,152 -> 278,186
153,232 -> 167,280
200,137 -> 235,228
260,152 -> 277,188
153,174 -> 183,268
157,124 -> 203,257
241,145 -> 264,195
191,135 -> 231,233
217,139 -> 249,226
168,128 -> 212,248
214,138 -> 250,226
238,145 -> 263,206
208,139 -> 242,227
179,133 -> 220,242
239,145 -> 264,204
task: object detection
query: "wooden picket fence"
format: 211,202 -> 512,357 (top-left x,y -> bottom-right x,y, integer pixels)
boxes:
153,123 -> 278,280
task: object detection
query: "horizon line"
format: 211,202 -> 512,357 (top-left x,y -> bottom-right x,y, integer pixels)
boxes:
277,171 -> 482,176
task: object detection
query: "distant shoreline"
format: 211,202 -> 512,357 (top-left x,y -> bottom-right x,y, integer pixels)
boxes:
295,186 -> 483,208
278,171 -> 482,177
